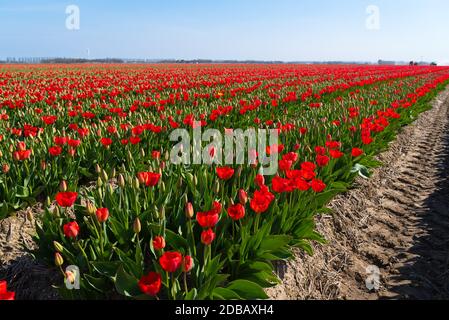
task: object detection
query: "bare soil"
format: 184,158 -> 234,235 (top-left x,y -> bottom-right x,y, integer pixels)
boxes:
268,86 -> 449,300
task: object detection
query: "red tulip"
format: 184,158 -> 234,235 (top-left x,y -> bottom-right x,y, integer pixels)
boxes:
152,236 -> 166,251
159,251 -> 183,273
55,192 -> 78,207
137,172 -> 161,187
182,256 -> 194,273
63,221 -> 80,238
49,146 -> 63,157
227,204 -> 245,221
0,280 -> 15,300
138,272 -> 162,297
95,208 -> 109,223
316,155 -> 330,167
216,166 -> 234,180
100,137 -> 113,147
352,148 -> 364,157
311,179 -> 326,193
250,186 -> 275,214
201,229 -> 216,246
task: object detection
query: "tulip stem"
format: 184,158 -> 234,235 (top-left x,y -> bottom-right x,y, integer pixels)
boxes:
183,272 -> 188,294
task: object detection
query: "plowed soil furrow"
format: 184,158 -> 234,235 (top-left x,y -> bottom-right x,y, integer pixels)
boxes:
268,86 -> 449,300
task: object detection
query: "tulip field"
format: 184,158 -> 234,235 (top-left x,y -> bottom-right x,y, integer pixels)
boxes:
1,64 -> 449,300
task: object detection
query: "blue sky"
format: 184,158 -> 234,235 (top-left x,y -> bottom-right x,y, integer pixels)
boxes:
0,0 -> 448,63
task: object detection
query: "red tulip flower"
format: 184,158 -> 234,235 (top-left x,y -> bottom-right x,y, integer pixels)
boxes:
201,229 -> 216,246
95,208 -> 109,223
0,280 -> 15,300
250,186 -> 275,214
159,251 -> 183,273
227,204 -> 245,221
182,256 -> 194,273
49,146 -> 63,157
352,148 -> 364,157
63,221 -> 80,238
216,167 -> 234,180
311,179 -> 326,193
137,172 -> 161,187
55,192 -> 78,207
152,236 -> 166,251
138,272 -> 162,297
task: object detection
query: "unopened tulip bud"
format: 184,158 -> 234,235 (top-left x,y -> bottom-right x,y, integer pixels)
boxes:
239,189 -> 248,205
107,184 -> 114,195
55,252 -> 64,267
133,218 -> 141,234
26,210 -> 34,222
158,206 -> 165,220
140,148 -> 145,158
185,202 -> 194,219
133,177 -> 140,189
95,164 -> 101,174
101,169 -> 108,183
118,174 -> 125,188
46,196 -> 52,207
59,180 -> 68,192
2,163 -> 10,173
160,161 -> 166,170
86,201 -> 97,216
97,177 -> 103,188
236,165 -> 243,178
41,160 -> 47,171
213,180 -> 220,194
164,151 -> 170,161
53,241 -> 64,253
53,206 -> 60,217
0,150 -> 3,158
160,181 -> 166,193
111,168 -> 116,178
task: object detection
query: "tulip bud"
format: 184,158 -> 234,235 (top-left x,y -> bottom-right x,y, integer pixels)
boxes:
185,202 -> 194,219
238,189 -> 248,205
164,151 -> 170,161
41,160 -> 47,171
110,168 -> 116,179
133,218 -> 141,234
2,163 -> 10,174
101,169 -> 109,183
46,196 -> 52,207
160,181 -> 166,193
55,252 -> 64,267
133,177 -> 140,189
118,174 -> 125,188
53,206 -> 60,217
107,184 -> 114,195
0,150 -> 3,158
26,210 -> 34,222
140,148 -> 145,158
59,180 -> 68,192
86,201 -> 97,216
53,241 -> 64,253
160,161 -> 166,171
158,206 -> 165,220
213,180 -> 220,194
97,177 -> 103,188
95,164 -> 101,174
236,165 -> 243,178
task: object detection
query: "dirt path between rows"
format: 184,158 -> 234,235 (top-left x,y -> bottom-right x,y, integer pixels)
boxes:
268,86 -> 449,300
